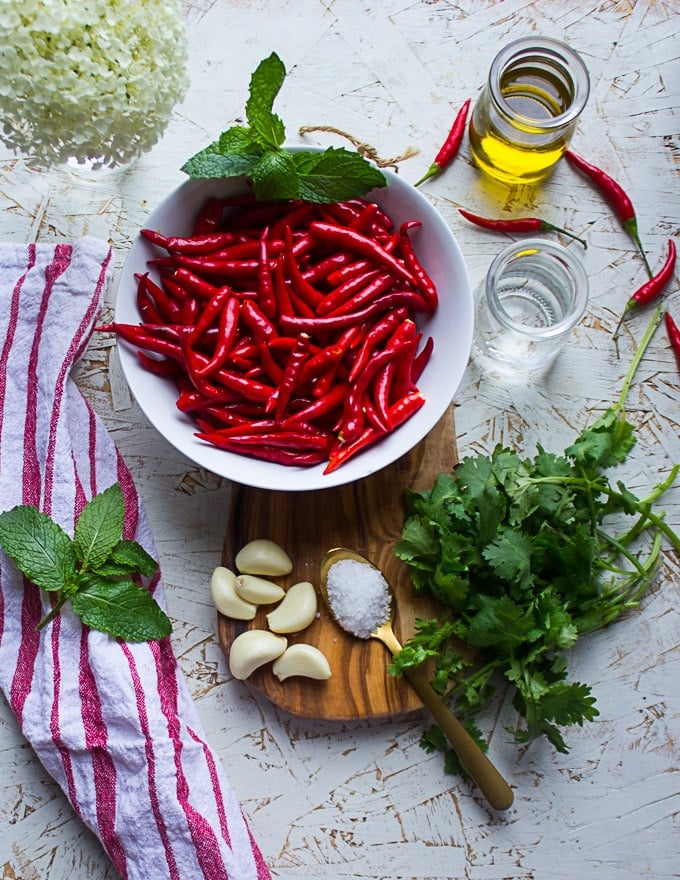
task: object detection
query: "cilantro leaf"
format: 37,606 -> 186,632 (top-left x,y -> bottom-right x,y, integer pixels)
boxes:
72,577 -> 172,642
0,504 -> 76,591
566,408 -> 636,468
74,482 -> 125,569
465,595 -> 537,650
482,528 -> 533,589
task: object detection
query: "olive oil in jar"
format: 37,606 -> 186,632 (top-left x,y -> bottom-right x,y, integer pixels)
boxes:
469,38 -> 590,186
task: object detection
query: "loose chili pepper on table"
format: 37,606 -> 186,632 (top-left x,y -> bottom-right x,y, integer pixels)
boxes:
414,98 -> 471,187
665,311 -> 680,370
612,238 -> 676,342
458,209 -> 587,248
564,150 -> 653,276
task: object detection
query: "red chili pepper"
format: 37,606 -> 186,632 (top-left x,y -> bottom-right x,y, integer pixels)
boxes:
564,150 -> 652,276
372,360 -> 397,431
195,296 -> 240,377
297,327 -> 356,388
324,390 -> 425,473
458,208 -> 587,248
268,333 -> 311,420
196,432 -> 329,466
192,196 -> 224,235
613,239 -> 676,340
135,273 -> 182,323
140,228 -> 170,249
283,226 -> 324,308
257,228 -> 277,320
309,222 -> 415,285
180,296 -> 199,326
414,98 -> 471,187
189,286 -> 232,342
340,320 -> 417,443
281,382 -> 348,428
165,231 -> 243,255
398,221 -> 440,308
135,273 -> 162,324
172,267 -> 223,301
301,251 -> 354,285
665,311 -> 680,369
136,351 -> 180,377
174,255 -> 261,279
279,290 -> 428,335
240,300 -> 277,344
348,307 -> 409,382
411,335 -> 434,384
99,322 -> 184,362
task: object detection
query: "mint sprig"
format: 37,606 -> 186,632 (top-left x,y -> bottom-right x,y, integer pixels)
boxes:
181,52 -> 387,203
0,483 -> 171,642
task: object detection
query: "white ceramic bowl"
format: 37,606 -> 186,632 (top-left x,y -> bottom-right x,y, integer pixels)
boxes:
115,164 -> 472,491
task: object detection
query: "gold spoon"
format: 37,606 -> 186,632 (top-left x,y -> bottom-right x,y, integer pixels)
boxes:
319,547 -> 514,811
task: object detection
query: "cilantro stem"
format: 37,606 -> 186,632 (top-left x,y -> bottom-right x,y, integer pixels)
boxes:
616,302 -> 665,411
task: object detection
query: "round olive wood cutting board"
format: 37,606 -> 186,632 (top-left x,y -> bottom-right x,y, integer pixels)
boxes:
218,404 -> 458,720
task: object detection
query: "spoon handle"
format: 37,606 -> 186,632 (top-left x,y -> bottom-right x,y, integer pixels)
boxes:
403,664 -> 514,810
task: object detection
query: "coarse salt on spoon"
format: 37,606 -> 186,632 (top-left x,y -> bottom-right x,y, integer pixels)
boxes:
319,547 -> 514,811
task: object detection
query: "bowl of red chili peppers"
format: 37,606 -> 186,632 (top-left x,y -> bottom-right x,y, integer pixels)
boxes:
111,163 -> 473,491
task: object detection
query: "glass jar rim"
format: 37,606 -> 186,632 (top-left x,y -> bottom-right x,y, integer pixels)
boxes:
488,36 -> 590,131
485,238 -> 589,339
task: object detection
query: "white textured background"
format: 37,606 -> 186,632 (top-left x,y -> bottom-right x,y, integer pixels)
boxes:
1,1 -> 678,878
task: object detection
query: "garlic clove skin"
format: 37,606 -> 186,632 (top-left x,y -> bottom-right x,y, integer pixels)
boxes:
272,644 -> 331,681
210,566 -> 257,620
235,574 -> 285,605
229,630 -> 287,680
266,581 -> 318,633
235,539 -> 293,577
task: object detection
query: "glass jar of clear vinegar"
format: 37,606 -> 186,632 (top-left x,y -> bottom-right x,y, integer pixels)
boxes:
469,37 -> 590,186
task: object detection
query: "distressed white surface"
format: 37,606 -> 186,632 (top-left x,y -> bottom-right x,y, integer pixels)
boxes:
1,1 -> 679,878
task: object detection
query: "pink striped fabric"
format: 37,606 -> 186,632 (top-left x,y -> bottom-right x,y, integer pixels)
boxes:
0,239 -> 270,880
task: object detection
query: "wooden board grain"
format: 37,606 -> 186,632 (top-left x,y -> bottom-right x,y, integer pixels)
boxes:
218,404 -> 458,719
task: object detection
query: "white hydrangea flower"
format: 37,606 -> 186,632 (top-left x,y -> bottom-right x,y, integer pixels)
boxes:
0,0 -> 190,167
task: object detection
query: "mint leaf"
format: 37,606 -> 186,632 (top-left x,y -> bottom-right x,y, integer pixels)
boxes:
72,577 -> 172,642
249,149 -> 301,202
181,146 -> 263,179
246,52 -> 286,149
291,148 -> 387,203
181,127 -> 264,179
110,540 -> 158,578
0,485 -> 171,642
0,505 -> 76,591
181,53 -> 387,203
74,483 -> 124,569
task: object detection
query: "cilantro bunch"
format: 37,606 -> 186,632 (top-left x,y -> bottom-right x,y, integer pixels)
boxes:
392,307 -> 679,768
182,52 -> 386,204
0,483 -> 172,642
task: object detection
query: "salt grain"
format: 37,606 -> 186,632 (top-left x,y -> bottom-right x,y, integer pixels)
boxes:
325,558 -> 391,639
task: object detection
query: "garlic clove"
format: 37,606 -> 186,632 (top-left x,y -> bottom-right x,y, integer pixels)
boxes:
266,581 -> 318,633
210,566 -> 257,620
272,644 -> 331,681
228,630 -> 287,680
235,539 -> 293,577
235,574 -> 285,605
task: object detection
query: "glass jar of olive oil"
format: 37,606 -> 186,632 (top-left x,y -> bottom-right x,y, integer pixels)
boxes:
469,37 -> 590,185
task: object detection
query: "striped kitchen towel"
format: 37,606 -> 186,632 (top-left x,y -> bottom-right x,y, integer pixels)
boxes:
0,239 -> 270,880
